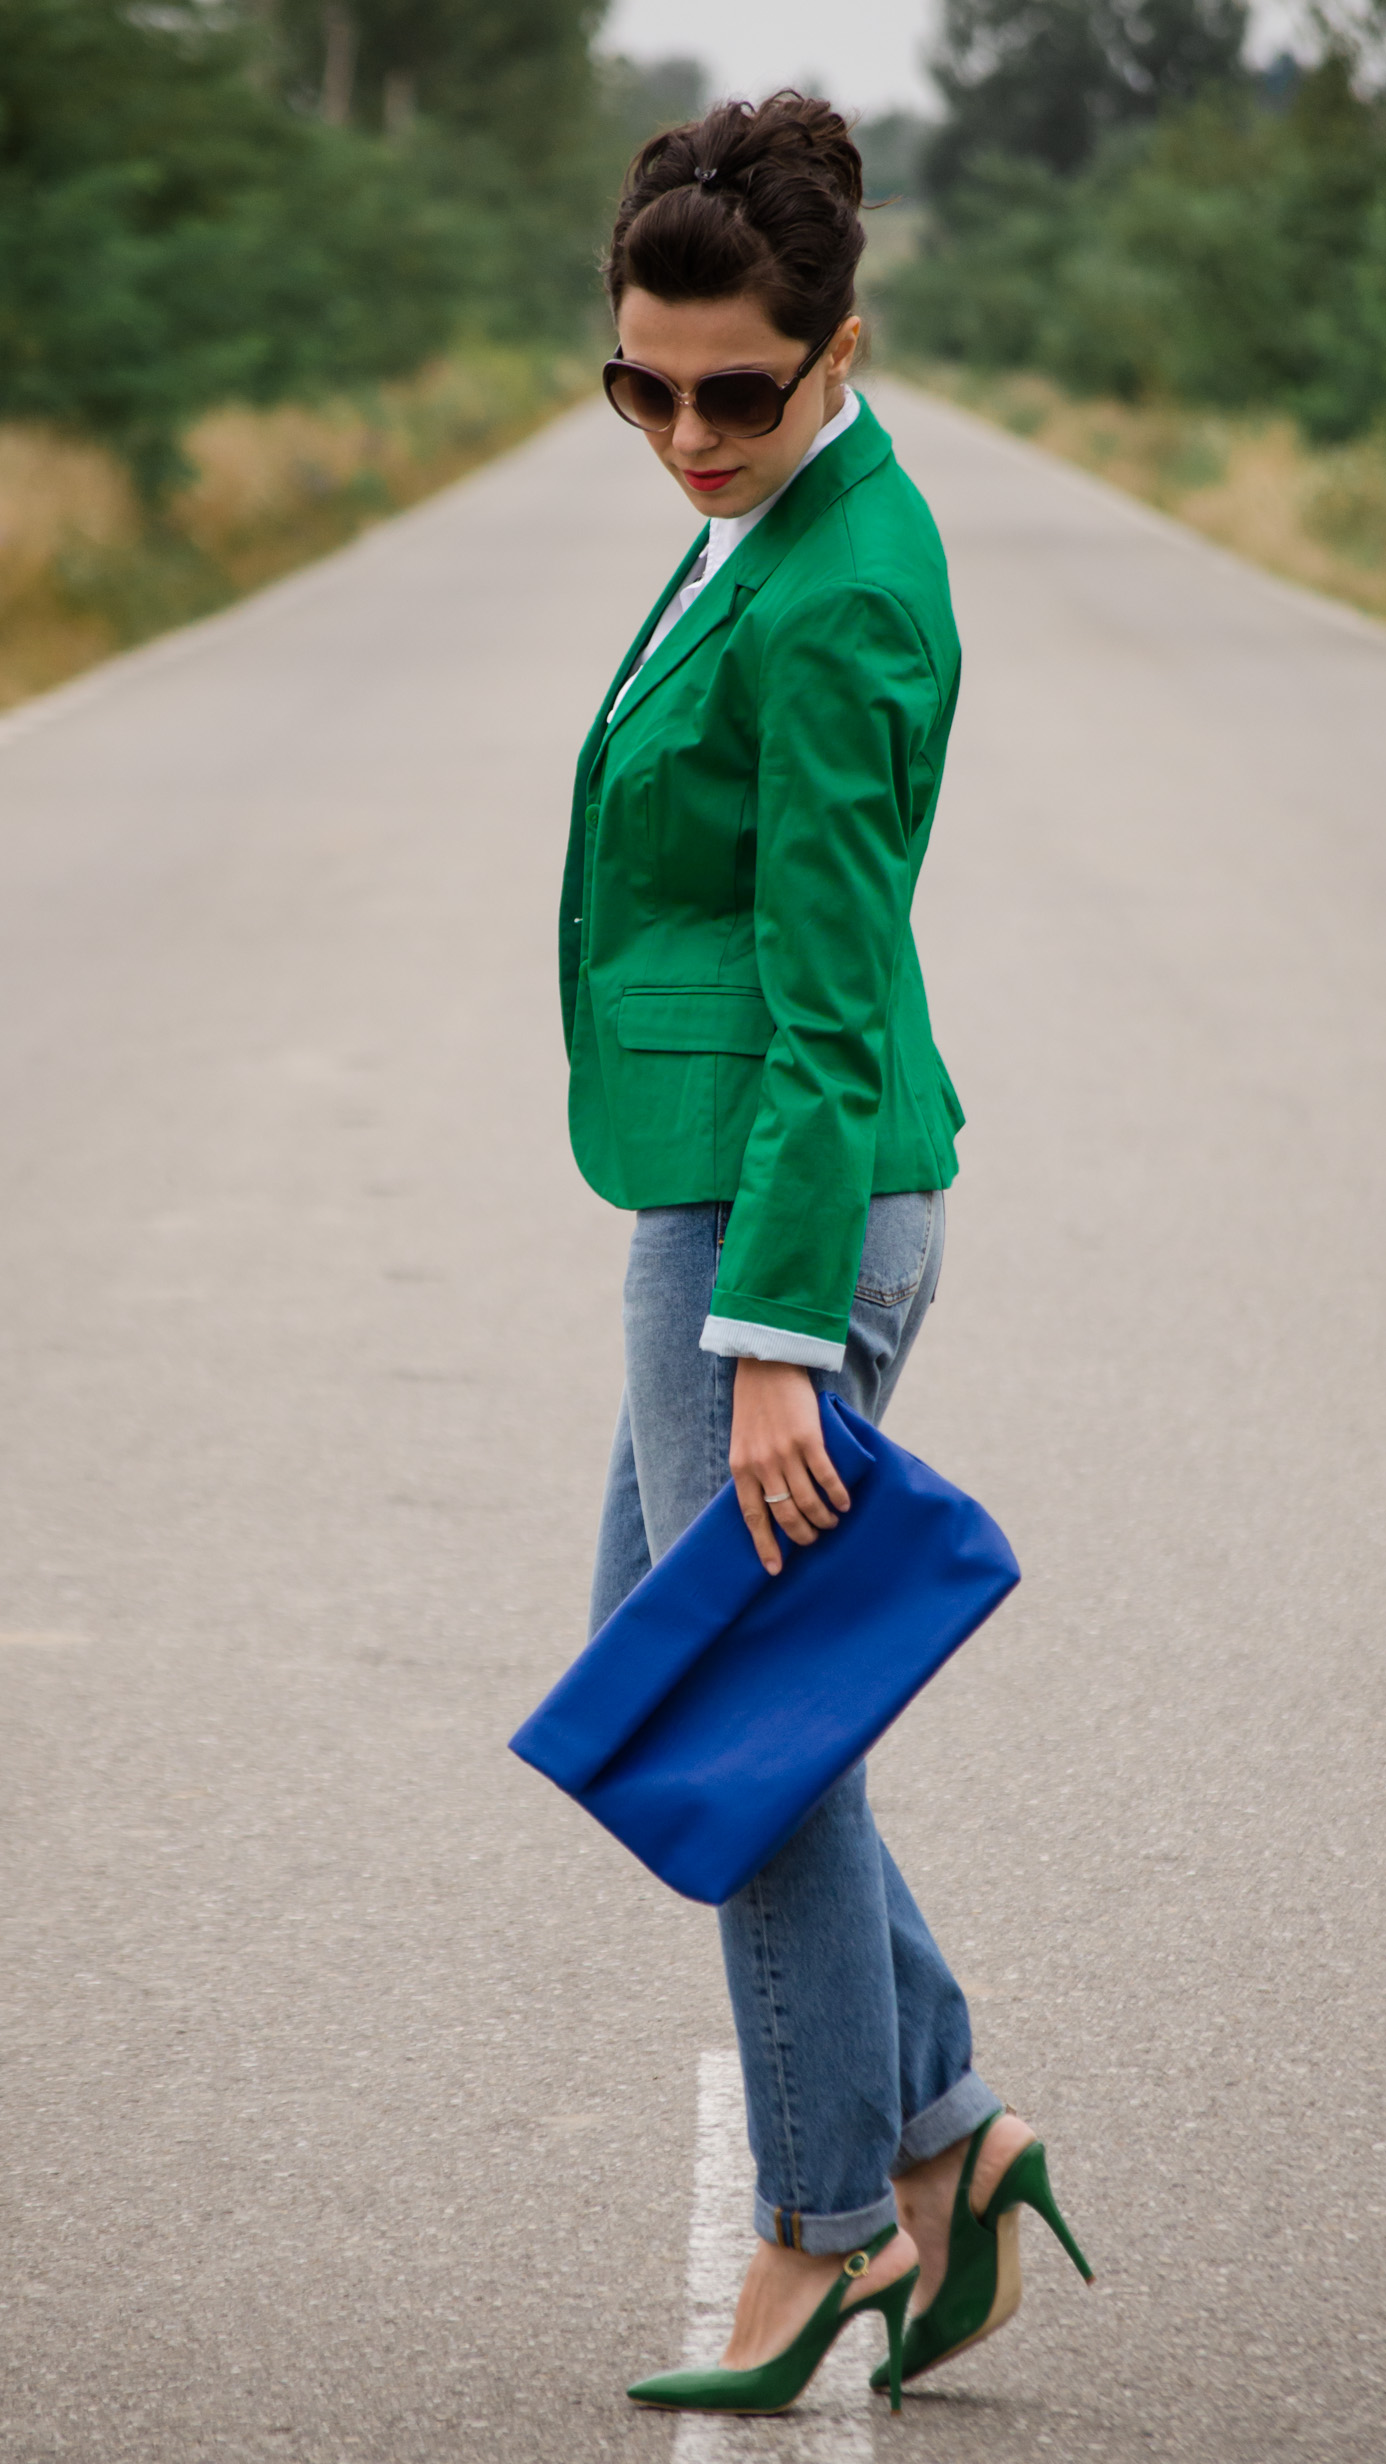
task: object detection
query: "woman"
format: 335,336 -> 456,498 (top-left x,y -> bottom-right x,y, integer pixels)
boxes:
561,93 -> 1093,2415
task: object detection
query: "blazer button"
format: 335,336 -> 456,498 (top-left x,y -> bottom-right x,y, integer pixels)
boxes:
586,804 -> 600,828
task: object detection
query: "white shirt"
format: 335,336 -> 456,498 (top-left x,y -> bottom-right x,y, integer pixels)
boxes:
607,386 -> 860,721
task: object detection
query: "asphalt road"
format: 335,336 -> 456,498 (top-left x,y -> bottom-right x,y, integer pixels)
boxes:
2,379 -> 1383,2464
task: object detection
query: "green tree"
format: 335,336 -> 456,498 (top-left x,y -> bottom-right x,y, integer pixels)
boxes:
0,0 -> 482,483
0,0 -> 621,486
925,0 -> 1249,192
272,0 -> 607,152
855,111 -> 931,204
270,0 -> 624,346
884,52 -> 1386,438
600,50 -> 709,164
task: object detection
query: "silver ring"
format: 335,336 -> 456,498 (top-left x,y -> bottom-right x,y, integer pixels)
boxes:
762,1490 -> 792,1505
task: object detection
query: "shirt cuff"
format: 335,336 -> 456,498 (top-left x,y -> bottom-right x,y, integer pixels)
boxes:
698,1314 -> 846,1372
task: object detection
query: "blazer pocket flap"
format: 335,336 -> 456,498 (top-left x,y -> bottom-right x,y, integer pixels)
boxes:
617,986 -> 774,1057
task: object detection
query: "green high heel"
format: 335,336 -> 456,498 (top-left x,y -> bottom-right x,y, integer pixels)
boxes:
868,2117 -> 1094,2395
629,2222 -> 920,2415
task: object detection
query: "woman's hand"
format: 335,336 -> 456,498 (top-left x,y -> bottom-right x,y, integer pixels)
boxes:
729,1358 -> 852,1575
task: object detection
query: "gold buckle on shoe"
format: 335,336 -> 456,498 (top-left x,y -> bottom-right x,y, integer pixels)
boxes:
843,2250 -> 869,2278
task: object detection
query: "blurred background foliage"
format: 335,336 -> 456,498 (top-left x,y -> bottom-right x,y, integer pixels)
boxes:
0,0 -> 702,493
876,0 -> 1386,447
0,1 -> 712,699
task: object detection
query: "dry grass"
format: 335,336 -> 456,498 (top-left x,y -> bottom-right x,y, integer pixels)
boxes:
905,363 -> 1386,627
0,429 -> 137,701
0,344 -> 588,713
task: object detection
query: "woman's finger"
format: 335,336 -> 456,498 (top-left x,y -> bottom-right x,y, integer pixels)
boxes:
766,1487 -> 823,1548
780,1452 -> 841,1532
804,1441 -> 851,1515
733,1471 -> 783,1575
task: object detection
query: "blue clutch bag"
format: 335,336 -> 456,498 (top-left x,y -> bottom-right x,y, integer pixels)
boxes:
509,1393 -> 1020,1906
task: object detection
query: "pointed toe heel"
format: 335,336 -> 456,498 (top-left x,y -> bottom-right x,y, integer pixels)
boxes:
629,2223 -> 918,2416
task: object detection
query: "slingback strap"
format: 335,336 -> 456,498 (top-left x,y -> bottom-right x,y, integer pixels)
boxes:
830,2221 -> 897,2309
957,2111 -> 1004,2210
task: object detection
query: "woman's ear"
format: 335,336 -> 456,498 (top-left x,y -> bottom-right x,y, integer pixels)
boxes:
829,316 -> 862,382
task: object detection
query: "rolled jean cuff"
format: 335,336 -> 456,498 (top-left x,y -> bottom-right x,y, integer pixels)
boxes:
753,2188 -> 899,2257
891,2069 -> 1005,2175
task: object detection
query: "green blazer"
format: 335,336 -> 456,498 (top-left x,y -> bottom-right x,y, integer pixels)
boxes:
559,395 -> 964,1360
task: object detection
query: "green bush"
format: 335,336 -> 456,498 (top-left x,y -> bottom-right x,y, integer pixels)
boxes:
924,0 -> 1250,194
0,0 -> 613,490
0,137 -> 487,488
885,56 -> 1386,441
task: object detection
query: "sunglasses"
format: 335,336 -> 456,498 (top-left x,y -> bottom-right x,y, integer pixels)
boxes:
602,332 -> 835,441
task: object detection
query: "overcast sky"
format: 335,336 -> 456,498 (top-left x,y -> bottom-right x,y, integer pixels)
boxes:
603,0 -> 1306,121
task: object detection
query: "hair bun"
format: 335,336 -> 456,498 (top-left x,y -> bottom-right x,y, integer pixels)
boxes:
607,91 -> 866,344
723,92 -> 864,213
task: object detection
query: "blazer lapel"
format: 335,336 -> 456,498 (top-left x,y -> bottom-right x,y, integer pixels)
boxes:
602,396 -> 895,741
730,395 -> 893,596
604,536 -> 743,738
594,530 -> 707,732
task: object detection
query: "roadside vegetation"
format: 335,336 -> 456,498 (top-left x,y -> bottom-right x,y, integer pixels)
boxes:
0,346 -> 585,708
867,0 -> 1386,620
900,364 -> 1386,620
0,1 -> 703,709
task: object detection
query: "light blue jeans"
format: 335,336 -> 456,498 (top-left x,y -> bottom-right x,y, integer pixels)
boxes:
590,1192 -> 1002,2254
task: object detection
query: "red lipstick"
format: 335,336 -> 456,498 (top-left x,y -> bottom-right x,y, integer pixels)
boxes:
684,468 -> 738,494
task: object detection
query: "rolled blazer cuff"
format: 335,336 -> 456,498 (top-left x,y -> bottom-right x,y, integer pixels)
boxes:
698,1314 -> 846,1372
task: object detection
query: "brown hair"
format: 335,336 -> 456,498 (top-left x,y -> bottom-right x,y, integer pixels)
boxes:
605,92 -> 865,347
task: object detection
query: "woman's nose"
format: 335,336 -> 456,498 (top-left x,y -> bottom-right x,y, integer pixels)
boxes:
670,401 -> 723,458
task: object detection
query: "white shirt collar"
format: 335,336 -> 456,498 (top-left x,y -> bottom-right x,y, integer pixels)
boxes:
699,386 -> 861,588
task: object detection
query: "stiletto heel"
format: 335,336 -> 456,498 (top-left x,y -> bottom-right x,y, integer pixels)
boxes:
869,2115 -> 1095,2396
983,2137 -> 1095,2283
629,2223 -> 919,2415
875,2266 -> 914,2412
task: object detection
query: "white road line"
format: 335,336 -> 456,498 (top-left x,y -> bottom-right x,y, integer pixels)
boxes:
673,2048 -> 878,2463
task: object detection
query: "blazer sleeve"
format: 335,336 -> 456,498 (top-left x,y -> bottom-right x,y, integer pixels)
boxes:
701,580 -> 942,1369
